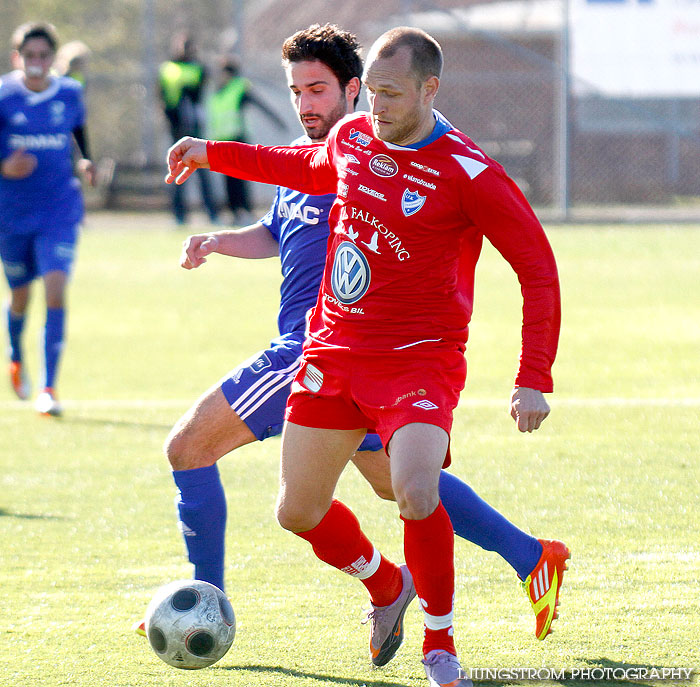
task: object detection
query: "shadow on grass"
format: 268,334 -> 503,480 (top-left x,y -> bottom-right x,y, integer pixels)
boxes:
63,415 -> 172,431
0,507 -> 67,520
219,664 -> 411,687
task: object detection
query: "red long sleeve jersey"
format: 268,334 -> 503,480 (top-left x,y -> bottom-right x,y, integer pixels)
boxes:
208,112 -> 560,391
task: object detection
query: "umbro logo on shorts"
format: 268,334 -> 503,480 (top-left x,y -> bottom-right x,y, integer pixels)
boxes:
413,399 -> 438,410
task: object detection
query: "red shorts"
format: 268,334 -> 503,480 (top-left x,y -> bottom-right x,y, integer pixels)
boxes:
285,344 -> 467,467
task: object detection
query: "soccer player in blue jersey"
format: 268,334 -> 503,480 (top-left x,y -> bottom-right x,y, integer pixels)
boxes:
0,22 -> 95,416
154,24 -> 568,648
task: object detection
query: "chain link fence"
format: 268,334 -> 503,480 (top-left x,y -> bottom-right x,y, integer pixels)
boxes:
3,0 -> 699,219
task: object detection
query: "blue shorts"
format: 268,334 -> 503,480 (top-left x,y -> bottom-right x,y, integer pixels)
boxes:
220,331 -> 383,451
0,224 -> 78,289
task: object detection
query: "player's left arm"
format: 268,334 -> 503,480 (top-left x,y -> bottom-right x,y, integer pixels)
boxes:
72,124 -> 96,186
71,81 -> 95,186
466,168 -> 561,432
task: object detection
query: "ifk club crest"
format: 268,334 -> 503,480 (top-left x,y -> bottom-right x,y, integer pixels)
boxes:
401,188 -> 426,217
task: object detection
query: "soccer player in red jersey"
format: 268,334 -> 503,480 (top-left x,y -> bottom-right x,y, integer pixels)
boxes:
167,26 -> 562,687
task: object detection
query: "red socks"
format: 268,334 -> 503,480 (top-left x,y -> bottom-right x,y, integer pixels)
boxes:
296,498 -> 457,657
296,499 -> 402,607
403,502 -> 456,656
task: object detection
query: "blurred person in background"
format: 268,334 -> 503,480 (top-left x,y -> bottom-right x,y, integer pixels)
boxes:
0,22 -> 95,416
159,32 -> 218,225
207,55 -> 287,225
55,40 -> 91,86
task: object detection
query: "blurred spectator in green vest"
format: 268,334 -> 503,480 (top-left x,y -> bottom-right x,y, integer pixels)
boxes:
208,55 -> 287,224
159,33 -> 218,225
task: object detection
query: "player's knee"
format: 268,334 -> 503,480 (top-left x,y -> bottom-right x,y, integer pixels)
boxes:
370,482 -> 396,501
275,498 -> 321,533
45,293 -> 65,309
393,479 -> 438,520
163,427 -> 214,471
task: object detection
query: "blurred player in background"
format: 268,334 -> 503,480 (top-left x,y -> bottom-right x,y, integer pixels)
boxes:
159,32 -> 218,225
154,24 -> 569,670
0,22 -> 95,416
207,55 -> 287,225
168,25 -> 567,686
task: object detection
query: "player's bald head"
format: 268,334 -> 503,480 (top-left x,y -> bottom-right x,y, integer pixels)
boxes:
366,27 -> 442,86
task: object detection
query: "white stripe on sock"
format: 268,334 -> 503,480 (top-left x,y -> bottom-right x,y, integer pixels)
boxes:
423,610 -> 454,631
354,547 -> 381,579
341,547 -> 381,579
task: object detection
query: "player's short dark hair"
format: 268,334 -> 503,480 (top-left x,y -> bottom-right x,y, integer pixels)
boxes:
282,23 -> 363,106
12,22 -> 59,53
374,26 -> 443,84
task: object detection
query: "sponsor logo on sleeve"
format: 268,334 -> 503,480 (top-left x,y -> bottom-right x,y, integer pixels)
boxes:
369,154 -> 398,177
344,153 -> 361,164
401,188 -> 426,216
349,128 -> 372,146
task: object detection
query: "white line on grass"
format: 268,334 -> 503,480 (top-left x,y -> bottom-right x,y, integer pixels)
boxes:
1,397 -> 700,410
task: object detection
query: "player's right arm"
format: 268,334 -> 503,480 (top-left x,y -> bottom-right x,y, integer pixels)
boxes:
166,136 -> 337,196
180,222 -> 279,270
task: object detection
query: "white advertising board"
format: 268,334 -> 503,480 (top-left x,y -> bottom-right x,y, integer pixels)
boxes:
571,0 -> 700,96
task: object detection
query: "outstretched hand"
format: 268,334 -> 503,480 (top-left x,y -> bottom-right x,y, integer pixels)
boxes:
510,387 -> 550,433
165,136 -> 210,185
180,234 -> 220,269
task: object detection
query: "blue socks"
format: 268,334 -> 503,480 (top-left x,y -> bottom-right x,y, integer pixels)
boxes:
7,307 -> 25,363
173,465 -> 227,591
171,464 -> 542,592
43,307 -> 65,389
438,470 -> 543,580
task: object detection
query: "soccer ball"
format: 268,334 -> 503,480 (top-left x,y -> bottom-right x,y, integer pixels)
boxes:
144,579 -> 235,669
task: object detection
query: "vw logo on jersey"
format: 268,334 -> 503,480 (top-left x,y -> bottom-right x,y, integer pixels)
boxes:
401,188 -> 426,217
331,241 -> 371,304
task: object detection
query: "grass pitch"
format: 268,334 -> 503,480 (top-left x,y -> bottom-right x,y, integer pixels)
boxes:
1,213 -> 698,687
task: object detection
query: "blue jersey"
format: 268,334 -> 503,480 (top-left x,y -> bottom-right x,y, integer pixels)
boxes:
260,137 -> 333,335
0,73 -> 86,234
